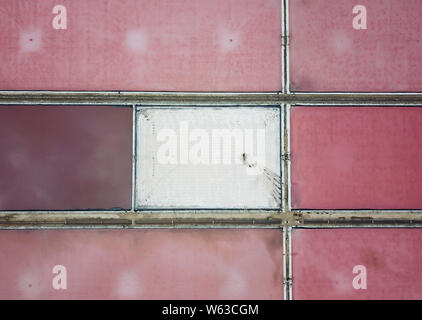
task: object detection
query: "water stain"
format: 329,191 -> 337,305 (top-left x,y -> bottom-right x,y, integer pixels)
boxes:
19,30 -> 41,52
359,248 -> 385,269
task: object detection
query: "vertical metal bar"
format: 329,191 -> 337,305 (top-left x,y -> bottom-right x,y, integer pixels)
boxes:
282,104 -> 292,299
286,104 -> 291,210
282,226 -> 287,300
288,226 -> 292,299
283,226 -> 292,300
280,104 -> 285,210
282,104 -> 291,212
281,0 -> 291,289
281,0 -> 286,94
285,0 -> 290,94
131,104 -> 137,212
282,0 -> 292,297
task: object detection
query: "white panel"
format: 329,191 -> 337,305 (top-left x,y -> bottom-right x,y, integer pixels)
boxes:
136,107 -> 281,209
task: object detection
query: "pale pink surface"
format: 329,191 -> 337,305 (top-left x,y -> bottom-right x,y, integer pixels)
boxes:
292,229 -> 422,300
291,107 -> 422,209
0,229 -> 283,300
289,0 -> 422,92
0,0 -> 281,91
0,106 -> 132,210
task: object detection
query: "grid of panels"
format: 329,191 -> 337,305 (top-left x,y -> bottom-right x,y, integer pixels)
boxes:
0,0 -> 422,300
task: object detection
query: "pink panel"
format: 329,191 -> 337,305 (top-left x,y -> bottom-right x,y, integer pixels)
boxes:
0,229 -> 283,300
290,107 -> 422,209
0,0 -> 281,91
0,106 -> 132,210
289,0 -> 422,92
292,229 -> 422,300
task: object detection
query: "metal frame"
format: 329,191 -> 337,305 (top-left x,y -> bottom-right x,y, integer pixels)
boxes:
0,0 -> 422,300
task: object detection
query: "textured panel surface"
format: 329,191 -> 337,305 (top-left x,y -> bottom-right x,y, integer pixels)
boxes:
292,229 -> 422,300
289,0 -> 422,92
0,229 -> 283,300
137,107 -> 281,209
291,107 -> 422,209
0,106 -> 132,210
0,0 -> 281,91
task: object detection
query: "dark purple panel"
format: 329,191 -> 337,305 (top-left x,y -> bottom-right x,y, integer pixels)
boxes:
0,106 -> 132,210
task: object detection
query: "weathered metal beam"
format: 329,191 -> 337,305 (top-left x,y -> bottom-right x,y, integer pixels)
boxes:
1,91 -> 422,106
1,210 -> 422,229
294,210 -> 422,228
0,211 -> 283,229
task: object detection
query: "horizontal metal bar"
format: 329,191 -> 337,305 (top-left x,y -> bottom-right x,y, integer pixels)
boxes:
0,209 -> 279,214
0,225 -> 281,230
0,211 -> 284,229
289,92 -> 422,105
293,210 -> 422,228
294,209 -> 422,213
1,210 -> 422,229
294,225 -> 422,229
294,92 -> 422,96
0,91 -> 280,106
1,91 -> 422,105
